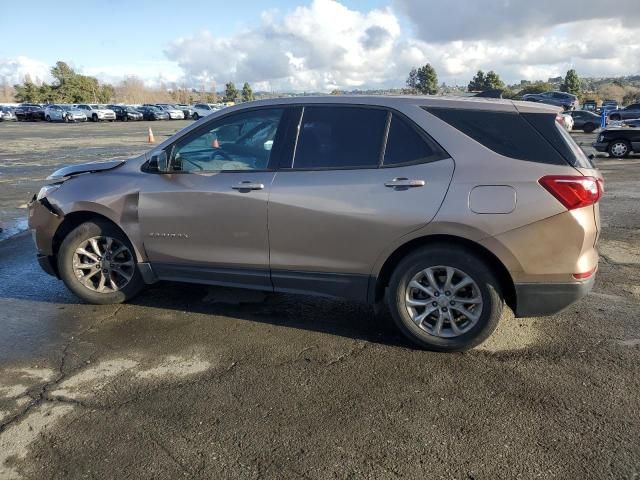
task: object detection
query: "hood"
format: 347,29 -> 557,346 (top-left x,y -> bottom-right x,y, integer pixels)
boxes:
47,159 -> 125,181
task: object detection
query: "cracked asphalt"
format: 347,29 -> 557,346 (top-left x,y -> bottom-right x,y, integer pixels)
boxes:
0,124 -> 639,479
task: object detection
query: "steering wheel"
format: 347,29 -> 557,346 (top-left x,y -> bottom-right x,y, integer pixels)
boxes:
209,148 -> 233,162
178,156 -> 204,171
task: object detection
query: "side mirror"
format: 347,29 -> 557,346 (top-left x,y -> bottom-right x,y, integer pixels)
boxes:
149,151 -> 170,173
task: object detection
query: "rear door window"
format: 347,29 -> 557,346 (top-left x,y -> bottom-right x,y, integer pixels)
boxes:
292,106 -> 387,169
383,114 -> 447,167
425,107 -> 567,165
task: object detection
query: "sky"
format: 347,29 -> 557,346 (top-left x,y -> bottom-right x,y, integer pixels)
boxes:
1,0 -> 639,92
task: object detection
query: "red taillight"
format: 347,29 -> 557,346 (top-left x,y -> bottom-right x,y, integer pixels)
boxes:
539,175 -> 602,210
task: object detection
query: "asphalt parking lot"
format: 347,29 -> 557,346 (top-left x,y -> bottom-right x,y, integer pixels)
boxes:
0,122 -> 639,479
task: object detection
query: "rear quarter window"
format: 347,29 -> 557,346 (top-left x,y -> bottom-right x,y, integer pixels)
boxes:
425,107 -> 568,166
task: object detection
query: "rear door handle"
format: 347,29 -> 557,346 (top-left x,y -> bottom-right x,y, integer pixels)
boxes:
385,178 -> 426,188
232,181 -> 265,191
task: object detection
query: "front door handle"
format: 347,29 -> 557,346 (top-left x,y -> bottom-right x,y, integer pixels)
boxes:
232,181 -> 265,191
385,178 -> 426,188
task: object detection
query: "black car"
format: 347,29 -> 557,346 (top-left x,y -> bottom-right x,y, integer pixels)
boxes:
521,91 -> 578,111
608,103 -> 640,121
136,106 -> 169,121
569,110 -> 601,133
108,105 -> 143,121
15,105 -> 45,121
593,127 -> 640,158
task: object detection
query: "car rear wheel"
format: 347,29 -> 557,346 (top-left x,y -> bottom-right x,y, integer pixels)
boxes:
45,115 -> 51,122
192,112 -> 199,121
609,140 -> 630,158
387,246 -> 503,352
57,221 -> 145,304
583,123 -> 596,133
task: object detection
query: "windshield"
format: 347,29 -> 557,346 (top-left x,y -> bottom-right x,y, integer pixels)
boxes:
90,105 -> 100,109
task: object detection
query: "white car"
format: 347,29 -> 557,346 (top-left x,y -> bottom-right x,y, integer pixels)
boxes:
560,112 -> 574,131
191,103 -> 223,120
151,104 -> 185,120
75,104 -> 116,122
44,104 -> 87,123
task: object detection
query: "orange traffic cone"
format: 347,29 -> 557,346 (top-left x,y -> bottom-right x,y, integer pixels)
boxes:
147,127 -> 155,144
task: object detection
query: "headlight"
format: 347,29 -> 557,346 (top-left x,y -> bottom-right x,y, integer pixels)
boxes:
37,184 -> 61,201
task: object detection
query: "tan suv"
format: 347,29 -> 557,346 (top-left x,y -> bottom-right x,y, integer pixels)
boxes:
28,96 -> 603,351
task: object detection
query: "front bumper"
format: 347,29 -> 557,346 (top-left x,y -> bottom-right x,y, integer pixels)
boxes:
28,196 -> 63,256
592,142 -> 609,153
37,254 -> 58,277
514,275 -> 595,317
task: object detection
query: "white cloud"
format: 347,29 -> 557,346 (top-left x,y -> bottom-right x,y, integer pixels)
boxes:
0,56 -> 51,85
2,0 -> 639,92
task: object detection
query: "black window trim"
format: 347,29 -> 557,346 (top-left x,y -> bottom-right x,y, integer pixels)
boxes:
282,103 -> 449,172
142,102 -> 451,174
143,105 -> 290,175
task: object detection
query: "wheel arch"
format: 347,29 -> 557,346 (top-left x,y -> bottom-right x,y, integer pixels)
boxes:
370,234 -> 516,313
51,211 -> 142,265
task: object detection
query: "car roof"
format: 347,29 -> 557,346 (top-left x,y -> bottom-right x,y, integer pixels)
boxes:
234,95 -> 560,114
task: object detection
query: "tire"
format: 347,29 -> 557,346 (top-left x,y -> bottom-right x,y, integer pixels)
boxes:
608,140 -> 631,158
45,115 -> 51,122
583,123 -> 596,133
386,245 -> 504,352
192,112 -> 199,121
57,221 -> 145,304
92,114 -> 98,122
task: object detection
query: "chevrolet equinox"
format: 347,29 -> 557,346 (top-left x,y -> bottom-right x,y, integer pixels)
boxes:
28,96 -> 603,351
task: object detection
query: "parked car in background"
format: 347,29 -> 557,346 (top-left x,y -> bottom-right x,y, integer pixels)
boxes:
75,104 -> 116,122
147,104 -> 184,120
522,91 -> 578,111
15,105 -> 45,121
44,104 -> 87,123
560,112 -> 574,131
191,103 -> 221,120
608,103 -> 640,121
593,127 -> 640,158
29,96 -> 602,352
601,100 -> 619,112
0,106 -> 17,121
569,110 -> 601,133
137,105 -> 169,121
582,100 -> 597,112
108,105 -> 143,121
623,118 -> 640,128
175,104 -> 194,119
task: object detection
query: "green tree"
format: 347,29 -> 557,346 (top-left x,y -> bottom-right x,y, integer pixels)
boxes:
485,71 -> 505,90
14,76 -> 43,103
406,64 -> 438,95
241,82 -> 254,102
468,70 -> 504,92
406,67 -> 418,91
223,82 -> 239,103
518,81 -> 554,96
561,69 -> 581,96
468,70 -> 486,91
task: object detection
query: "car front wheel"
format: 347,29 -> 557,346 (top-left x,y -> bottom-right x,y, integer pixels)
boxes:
583,123 -> 596,133
387,246 -> 503,352
57,221 -> 145,304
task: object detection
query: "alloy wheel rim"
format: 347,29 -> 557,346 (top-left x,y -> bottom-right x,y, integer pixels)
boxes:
72,236 -> 134,293
611,143 -> 627,157
404,266 -> 483,338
